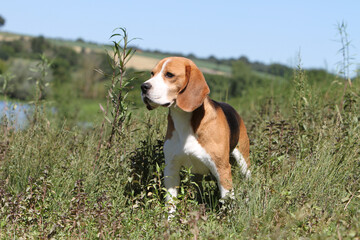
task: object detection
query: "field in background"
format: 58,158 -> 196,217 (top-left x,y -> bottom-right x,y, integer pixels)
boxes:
0,32 -> 233,74
0,31 -> 359,239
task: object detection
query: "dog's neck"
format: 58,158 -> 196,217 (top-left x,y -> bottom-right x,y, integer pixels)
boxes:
169,105 -> 193,136
169,97 -> 213,136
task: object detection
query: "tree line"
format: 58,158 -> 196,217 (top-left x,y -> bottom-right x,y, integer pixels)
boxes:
0,34 -> 335,107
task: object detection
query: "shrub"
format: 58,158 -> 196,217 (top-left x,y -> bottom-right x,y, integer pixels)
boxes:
31,36 -> 49,54
5,58 -> 52,100
0,44 -> 14,60
0,59 -> 7,74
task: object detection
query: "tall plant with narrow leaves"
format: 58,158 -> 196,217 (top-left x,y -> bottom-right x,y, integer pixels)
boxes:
95,28 -> 138,161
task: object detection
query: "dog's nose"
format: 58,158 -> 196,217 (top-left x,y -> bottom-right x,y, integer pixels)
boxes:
141,82 -> 152,94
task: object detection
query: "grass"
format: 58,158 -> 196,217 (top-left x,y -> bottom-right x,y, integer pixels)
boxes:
1,28 -> 359,239
0,62 -> 359,239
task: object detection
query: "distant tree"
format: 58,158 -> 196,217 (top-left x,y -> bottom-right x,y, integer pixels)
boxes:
238,55 -> 250,65
51,57 -> 71,83
187,53 -> 196,59
252,61 -> 269,73
0,59 -> 6,74
307,69 -> 332,83
268,63 -> 292,77
0,15 -> 5,28
208,55 -> 222,66
54,46 -> 78,66
8,39 -> 25,53
229,59 -> 253,96
76,37 -> 85,43
232,59 -> 252,82
31,36 -> 48,53
0,44 -> 14,60
208,55 -> 217,63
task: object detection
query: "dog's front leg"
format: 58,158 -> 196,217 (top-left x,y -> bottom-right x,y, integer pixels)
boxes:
164,162 -> 180,218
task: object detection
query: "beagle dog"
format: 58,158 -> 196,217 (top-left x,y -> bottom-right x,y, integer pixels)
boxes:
141,57 -> 250,213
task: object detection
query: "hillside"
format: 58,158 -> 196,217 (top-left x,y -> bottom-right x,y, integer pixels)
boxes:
0,32 -> 229,75
0,31 -> 293,77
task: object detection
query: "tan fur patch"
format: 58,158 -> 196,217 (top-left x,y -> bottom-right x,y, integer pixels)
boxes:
191,97 -> 233,190
238,117 -> 250,166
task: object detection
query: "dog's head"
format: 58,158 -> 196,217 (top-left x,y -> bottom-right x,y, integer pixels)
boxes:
141,57 -> 210,112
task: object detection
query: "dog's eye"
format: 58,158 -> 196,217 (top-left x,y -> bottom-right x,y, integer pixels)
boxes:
165,72 -> 174,78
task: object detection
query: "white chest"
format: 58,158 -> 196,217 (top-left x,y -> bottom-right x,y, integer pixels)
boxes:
163,109 -> 216,175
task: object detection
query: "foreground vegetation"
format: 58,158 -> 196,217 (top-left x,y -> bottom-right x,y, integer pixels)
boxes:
0,30 -> 359,239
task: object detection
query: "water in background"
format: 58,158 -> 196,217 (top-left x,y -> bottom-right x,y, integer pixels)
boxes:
0,101 -> 30,129
1,101 -> 94,129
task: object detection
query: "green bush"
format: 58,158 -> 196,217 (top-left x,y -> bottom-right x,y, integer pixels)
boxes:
2,58 -> 52,100
268,63 -> 293,77
31,36 -> 49,54
53,46 -> 79,67
51,57 -> 71,83
0,59 -> 6,74
0,44 -> 14,60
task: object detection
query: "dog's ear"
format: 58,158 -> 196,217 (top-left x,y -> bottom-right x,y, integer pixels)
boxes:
176,63 -> 210,112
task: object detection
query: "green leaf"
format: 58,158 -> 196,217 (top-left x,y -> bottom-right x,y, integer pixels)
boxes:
0,220 -> 6,228
104,116 -> 112,124
110,33 -> 121,39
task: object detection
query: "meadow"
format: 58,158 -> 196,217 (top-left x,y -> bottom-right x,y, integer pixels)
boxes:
0,30 -> 359,239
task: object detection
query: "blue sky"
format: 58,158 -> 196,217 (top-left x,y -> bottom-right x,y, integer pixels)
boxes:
1,0 -> 359,73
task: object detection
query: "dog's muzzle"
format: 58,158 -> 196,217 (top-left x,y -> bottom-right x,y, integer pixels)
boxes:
142,96 -> 154,110
141,82 -> 151,95
141,82 -> 154,110
141,82 -> 172,110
